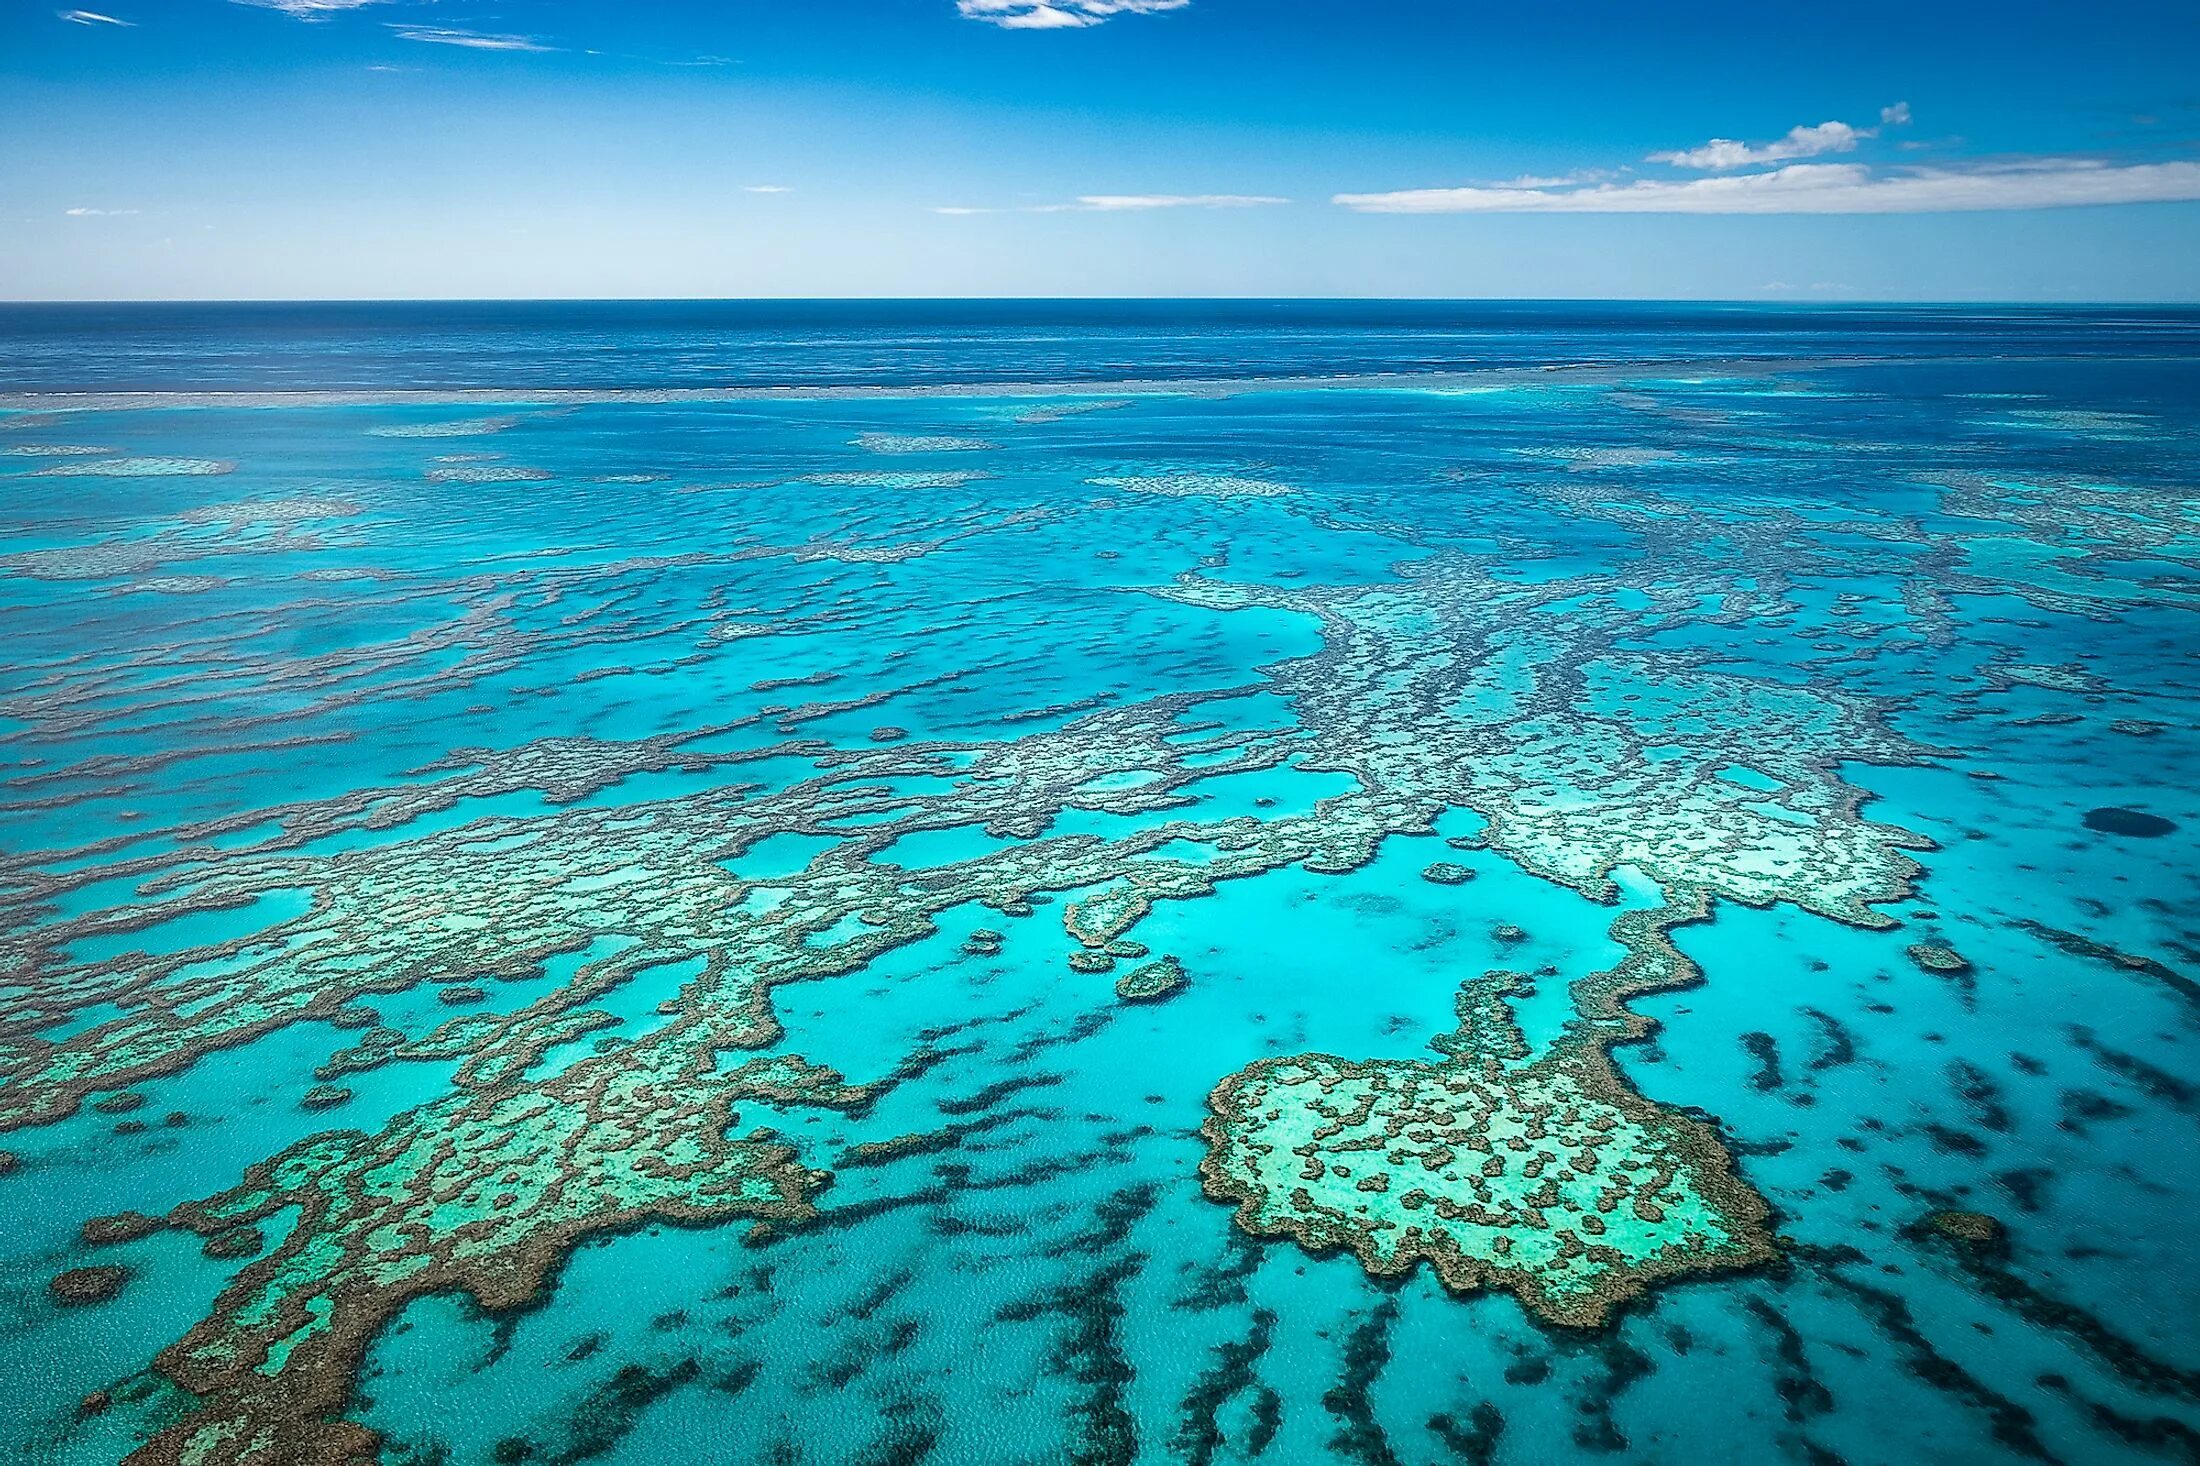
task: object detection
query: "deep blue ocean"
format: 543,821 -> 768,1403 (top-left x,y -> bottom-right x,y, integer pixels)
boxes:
0,303 -> 2195,1466
5,299 -> 2200,392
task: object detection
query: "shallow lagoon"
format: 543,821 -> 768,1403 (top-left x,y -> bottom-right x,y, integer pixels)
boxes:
1,311 -> 2197,1464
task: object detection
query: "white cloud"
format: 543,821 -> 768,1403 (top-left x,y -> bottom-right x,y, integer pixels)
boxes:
1334,157 -> 2200,214
1489,170 -> 1614,189
1075,194 -> 1288,210
933,193 -> 1288,214
956,0 -> 1188,29
58,9 -> 133,24
389,24 -> 554,51
1650,119 -> 1871,170
1646,103 -> 1914,170
66,207 -> 140,216
231,0 -> 388,14
744,185 -> 793,194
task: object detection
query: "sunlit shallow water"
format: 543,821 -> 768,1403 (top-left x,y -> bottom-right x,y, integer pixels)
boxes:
1,306 -> 2196,1465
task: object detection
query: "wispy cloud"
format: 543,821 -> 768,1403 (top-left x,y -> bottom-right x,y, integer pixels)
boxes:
744,185 -> 793,194
1643,104 -> 1912,170
1481,170 -> 1615,190
231,0 -> 389,15
389,24 -> 554,52
1077,194 -> 1287,210
934,193 -> 1288,214
1652,120 -> 1855,170
58,9 -> 133,24
1335,157 -> 2200,214
66,206 -> 140,216
956,0 -> 1187,30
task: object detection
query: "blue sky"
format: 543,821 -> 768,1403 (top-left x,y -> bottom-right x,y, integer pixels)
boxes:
4,0 -> 2198,300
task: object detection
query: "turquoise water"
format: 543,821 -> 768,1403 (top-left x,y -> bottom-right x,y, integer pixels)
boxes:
1,307 -> 2197,1465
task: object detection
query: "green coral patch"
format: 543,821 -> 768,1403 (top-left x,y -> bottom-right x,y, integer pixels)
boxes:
1200,1045 -> 1769,1328
1113,955 -> 1186,1003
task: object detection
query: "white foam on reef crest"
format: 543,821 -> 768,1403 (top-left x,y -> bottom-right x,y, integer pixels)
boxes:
1512,446 -> 1679,472
850,432 -> 999,454
123,575 -> 226,596
800,471 -> 995,489
180,497 -> 363,524
1090,473 -> 1294,498
2,444 -> 113,456
366,415 -> 525,439
1009,399 -> 1133,424
2000,408 -> 2158,440
31,456 -> 234,477
424,466 -> 553,484
0,352 -> 1900,413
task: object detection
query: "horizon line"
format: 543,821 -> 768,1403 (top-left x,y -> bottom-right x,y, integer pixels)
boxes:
5,295 -> 2200,308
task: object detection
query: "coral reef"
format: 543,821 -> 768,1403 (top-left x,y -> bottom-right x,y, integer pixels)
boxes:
1114,956 -> 1187,1003
2,364 -> 2192,1462
1201,903 -> 1773,1327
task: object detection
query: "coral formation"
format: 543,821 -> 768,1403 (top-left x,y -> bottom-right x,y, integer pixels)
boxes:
1201,902 -> 1774,1327
2,363 -> 2191,1462
1114,956 -> 1187,1003
50,1265 -> 132,1307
